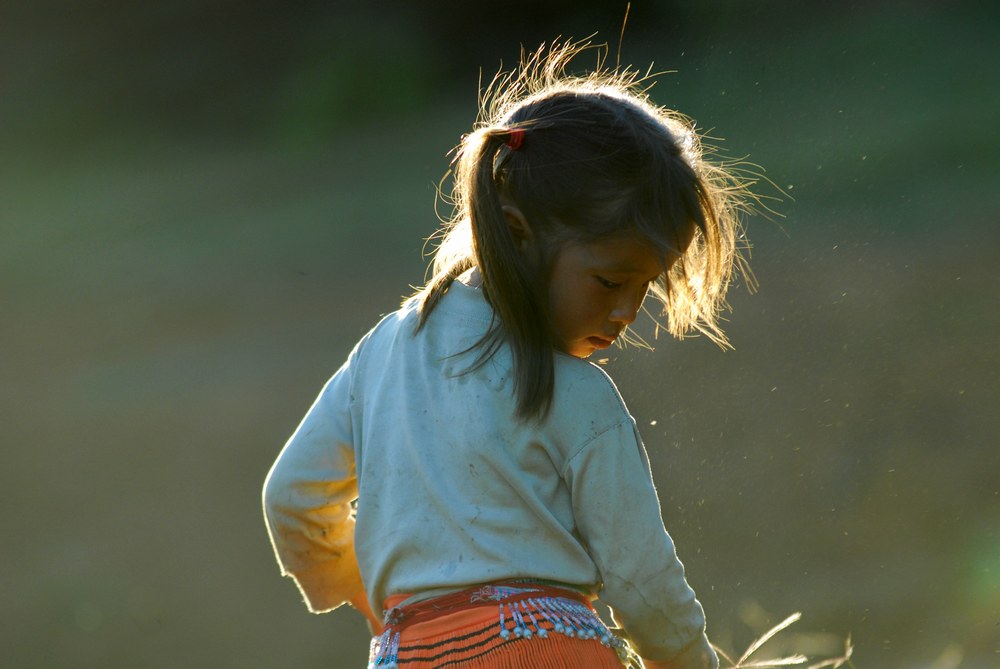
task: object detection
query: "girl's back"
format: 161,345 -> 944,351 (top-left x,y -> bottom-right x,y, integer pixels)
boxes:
350,279 -> 698,628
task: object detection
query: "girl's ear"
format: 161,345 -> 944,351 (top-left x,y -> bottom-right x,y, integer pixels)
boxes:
502,205 -> 533,250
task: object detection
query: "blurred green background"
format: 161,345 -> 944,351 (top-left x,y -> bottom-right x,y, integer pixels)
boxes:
2,1 -> 998,667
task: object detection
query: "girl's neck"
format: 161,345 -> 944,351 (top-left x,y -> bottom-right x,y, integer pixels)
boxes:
458,266 -> 483,288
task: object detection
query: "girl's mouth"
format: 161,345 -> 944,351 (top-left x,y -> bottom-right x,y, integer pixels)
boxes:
588,336 -> 615,349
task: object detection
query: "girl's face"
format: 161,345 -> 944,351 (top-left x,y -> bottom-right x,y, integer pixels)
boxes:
546,236 -> 665,358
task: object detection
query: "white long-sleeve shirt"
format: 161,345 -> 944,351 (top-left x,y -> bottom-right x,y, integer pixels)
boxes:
263,279 -> 712,661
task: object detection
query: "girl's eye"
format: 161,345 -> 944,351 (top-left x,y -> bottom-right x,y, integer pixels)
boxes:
596,276 -> 621,289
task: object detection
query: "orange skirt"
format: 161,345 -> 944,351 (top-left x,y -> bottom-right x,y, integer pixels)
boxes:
367,582 -> 633,668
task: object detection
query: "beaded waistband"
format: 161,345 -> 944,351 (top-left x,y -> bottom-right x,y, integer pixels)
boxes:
368,580 -> 634,668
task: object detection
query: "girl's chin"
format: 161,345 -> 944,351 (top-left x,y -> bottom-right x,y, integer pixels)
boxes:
564,340 -> 607,359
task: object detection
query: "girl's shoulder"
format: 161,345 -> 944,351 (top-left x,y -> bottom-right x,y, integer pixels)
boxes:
535,356 -> 640,465
341,302 -> 419,369
549,354 -> 633,429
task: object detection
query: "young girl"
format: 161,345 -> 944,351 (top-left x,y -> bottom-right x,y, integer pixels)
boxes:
263,42 -> 752,669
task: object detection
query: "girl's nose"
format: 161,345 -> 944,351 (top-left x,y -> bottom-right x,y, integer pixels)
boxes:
610,293 -> 642,326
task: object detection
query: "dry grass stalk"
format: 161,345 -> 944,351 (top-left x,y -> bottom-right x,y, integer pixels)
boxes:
714,612 -> 855,669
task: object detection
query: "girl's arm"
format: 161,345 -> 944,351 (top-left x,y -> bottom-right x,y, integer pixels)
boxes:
641,634 -> 719,669
564,417 -> 717,667
262,354 -> 379,630
268,506 -> 380,631
262,436 -> 371,616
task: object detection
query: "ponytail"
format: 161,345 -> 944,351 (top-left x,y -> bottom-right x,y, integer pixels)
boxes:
414,127 -> 556,421
469,128 -> 556,420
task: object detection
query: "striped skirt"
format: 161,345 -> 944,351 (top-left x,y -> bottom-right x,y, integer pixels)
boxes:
367,582 -> 635,668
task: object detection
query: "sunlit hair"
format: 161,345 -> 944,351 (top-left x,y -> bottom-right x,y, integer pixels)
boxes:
410,39 -> 758,421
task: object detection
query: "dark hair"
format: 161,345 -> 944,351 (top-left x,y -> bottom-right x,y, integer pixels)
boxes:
410,41 -> 756,421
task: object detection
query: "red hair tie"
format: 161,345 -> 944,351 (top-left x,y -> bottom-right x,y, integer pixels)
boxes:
505,128 -> 525,151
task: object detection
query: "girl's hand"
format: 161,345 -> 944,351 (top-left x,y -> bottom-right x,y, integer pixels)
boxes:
349,591 -> 383,636
642,634 -> 719,669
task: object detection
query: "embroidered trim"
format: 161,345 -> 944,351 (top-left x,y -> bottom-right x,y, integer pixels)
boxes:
367,583 -> 635,668
471,584 -> 536,602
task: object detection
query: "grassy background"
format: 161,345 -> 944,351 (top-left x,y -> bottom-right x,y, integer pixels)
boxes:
2,1 -> 998,667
